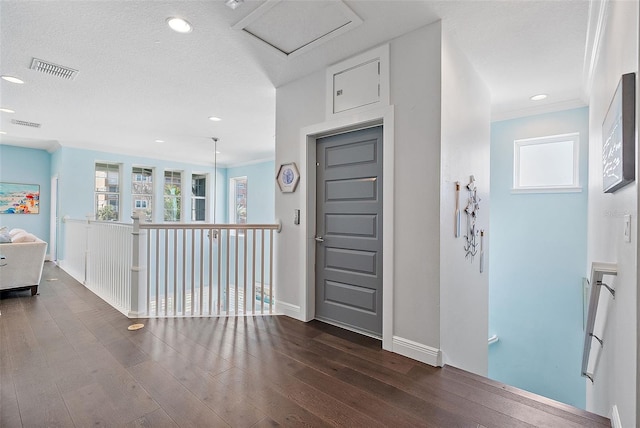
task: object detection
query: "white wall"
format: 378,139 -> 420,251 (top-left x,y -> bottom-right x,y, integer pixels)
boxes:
274,70 -> 326,313
275,21 -> 490,373
274,22 -> 444,354
440,30 -> 491,375
388,21 -> 443,349
585,1 -> 638,425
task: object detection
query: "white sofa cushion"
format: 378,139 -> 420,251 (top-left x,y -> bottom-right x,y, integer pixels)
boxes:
9,228 -> 25,237
12,232 -> 37,243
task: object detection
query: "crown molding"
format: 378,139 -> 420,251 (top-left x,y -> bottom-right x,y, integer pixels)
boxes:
582,0 -> 610,100
227,156 -> 275,169
491,98 -> 587,123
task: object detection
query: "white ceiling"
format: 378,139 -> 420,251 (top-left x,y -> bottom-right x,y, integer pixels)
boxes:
0,0 -> 592,167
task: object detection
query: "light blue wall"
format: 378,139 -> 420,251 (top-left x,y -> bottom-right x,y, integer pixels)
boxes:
52,147 -> 228,223
0,145 -> 275,235
226,161 -> 275,224
46,148 -> 276,260
489,107 -> 589,408
0,145 -> 51,242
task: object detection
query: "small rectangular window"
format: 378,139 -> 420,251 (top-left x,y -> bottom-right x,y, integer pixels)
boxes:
95,162 -> 120,221
229,176 -> 248,224
132,167 -> 153,221
191,174 -> 207,222
513,133 -> 581,193
164,170 -> 182,222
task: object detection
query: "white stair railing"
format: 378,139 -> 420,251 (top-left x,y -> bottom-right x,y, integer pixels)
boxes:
60,217 -> 89,284
87,220 -> 133,313
130,215 -> 280,317
581,262 -> 617,382
60,215 -> 280,318
61,217 -> 134,314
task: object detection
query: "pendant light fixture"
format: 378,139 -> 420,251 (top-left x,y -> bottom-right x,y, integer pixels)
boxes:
212,137 -> 218,225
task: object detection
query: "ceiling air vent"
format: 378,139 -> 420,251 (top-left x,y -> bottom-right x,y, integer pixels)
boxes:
30,58 -> 78,80
11,119 -> 41,128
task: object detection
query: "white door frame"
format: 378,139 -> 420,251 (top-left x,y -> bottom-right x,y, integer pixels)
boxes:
299,105 -> 395,351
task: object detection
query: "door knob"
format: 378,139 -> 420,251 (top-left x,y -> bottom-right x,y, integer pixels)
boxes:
314,236 -> 324,243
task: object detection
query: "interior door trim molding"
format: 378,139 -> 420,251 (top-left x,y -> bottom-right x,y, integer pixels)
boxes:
299,105 -> 394,351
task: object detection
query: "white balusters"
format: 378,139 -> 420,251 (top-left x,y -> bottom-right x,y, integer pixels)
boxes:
136,222 -> 277,318
61,218 -> 278,318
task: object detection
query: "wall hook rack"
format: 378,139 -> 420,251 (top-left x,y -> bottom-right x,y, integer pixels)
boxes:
463,175 -> 480,261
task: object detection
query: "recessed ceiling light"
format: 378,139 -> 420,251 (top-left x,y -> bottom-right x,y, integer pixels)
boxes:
155,139 -> 165,143
166,17 -> 192,33
0,108 -> 15,113
530,94 -> 547,101
208,116 -> 222,122
1,75 -> 24,84
216,151 -> 221,154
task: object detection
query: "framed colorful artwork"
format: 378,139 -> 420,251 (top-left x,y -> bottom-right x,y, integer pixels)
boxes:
0,182 -> 40,214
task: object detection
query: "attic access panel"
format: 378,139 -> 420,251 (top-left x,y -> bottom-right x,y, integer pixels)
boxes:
233,0 -> 363,57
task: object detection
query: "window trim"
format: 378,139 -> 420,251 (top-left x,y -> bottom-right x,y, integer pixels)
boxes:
95,162 -> 121,221
191,173 -> 207,222
512,132 -> 582,194
229,176 -> 248,225
131,166 -> 154,222
163,170 -> 183,222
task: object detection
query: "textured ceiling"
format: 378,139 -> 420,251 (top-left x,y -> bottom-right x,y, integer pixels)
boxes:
429,0 -> 590,119
0,0 -> 590,166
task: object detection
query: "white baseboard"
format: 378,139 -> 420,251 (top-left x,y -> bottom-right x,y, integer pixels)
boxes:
127,311 -> 147,319
611,405 -> 622,428
392,335 -> 442,367
275,300 -> 301,319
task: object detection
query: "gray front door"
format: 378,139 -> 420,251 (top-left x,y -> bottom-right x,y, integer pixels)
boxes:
315,126 -> 383,337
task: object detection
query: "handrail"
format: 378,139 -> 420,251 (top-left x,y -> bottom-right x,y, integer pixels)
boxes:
581,262 -> 617,382
137,222 -> 281,231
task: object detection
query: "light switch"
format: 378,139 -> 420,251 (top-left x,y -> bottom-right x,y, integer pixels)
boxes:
624,215 -> 631,243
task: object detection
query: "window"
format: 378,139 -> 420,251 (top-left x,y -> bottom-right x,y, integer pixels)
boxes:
229,176 -> 247,224
191,174 -> 206,222
513,133 -> 580,192
95,162 -> 120,221
164,170 -> 182,222
132,167 -> 153,221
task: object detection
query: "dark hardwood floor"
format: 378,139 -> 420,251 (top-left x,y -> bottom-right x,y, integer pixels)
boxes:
1,262 -> 610,427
